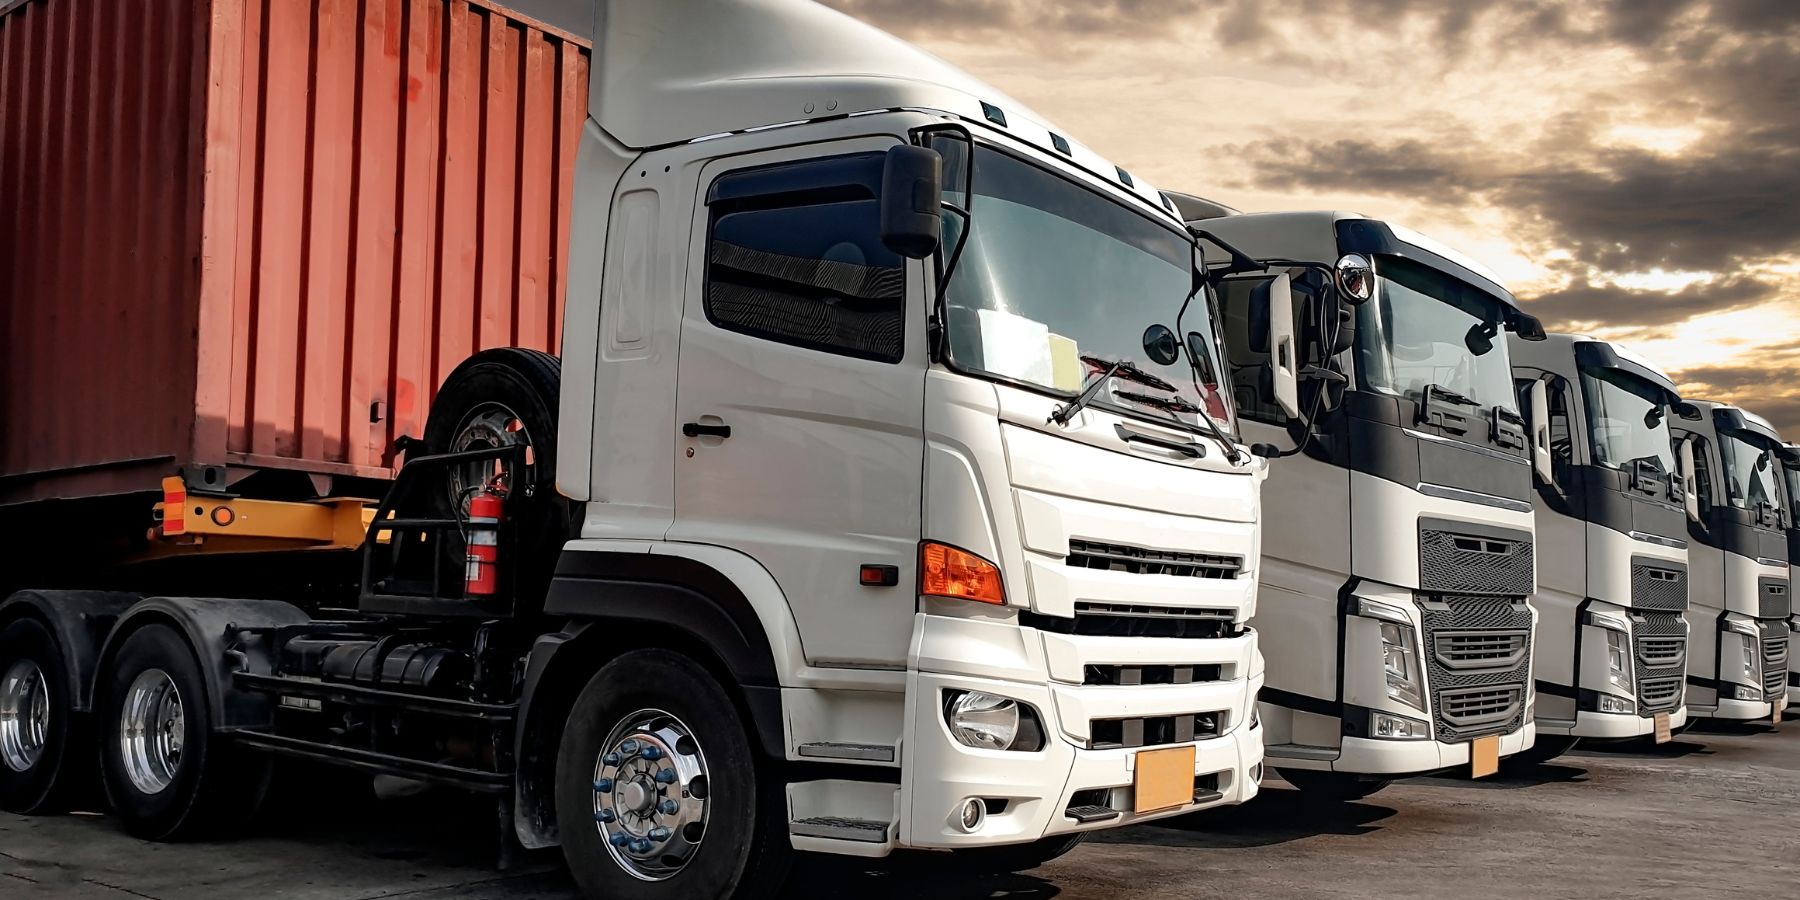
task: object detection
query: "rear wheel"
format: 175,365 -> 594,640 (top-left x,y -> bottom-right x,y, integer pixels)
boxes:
98,624 -> 269,840
0,618 -> 84,813
556,649 -> 790,900
1276,767 -> 1391,802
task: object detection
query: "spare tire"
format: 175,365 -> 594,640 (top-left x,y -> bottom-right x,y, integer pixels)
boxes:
421,348 -> 570,607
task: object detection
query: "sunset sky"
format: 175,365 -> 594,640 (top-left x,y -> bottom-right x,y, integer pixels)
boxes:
827,0 -> 1800,434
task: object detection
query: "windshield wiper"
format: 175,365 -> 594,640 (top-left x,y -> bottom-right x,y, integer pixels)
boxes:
1115,390 -> 1202,416
1078,354 -> 1177,392
1050,355 -> 1174,425
1424,383 -> 1479,407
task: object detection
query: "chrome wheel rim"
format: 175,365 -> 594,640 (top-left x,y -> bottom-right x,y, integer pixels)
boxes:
590,709 -> 712,882
449,403 -> 534,512
119,669 -> 184,795
0,659 -> 50,773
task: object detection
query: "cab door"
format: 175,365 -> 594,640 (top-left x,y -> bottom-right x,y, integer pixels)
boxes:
668,137 -> 928,669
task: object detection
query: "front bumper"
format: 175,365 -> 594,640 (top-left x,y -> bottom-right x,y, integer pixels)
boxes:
900,666 -> 1262,849
1321,723 -> 1534,776
1561,707 -> 1687,740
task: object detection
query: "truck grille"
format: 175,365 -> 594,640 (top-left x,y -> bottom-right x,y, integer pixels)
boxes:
1437,686 -> 1523,729
1763,624 -> 1788,698
1089,711 -> 1222,750
1432,631 -> 1529,670
1083,664 -> 1222,686
1418,595 -> 1534,742
1630,561 -> 1687,612
1633,612 -> 1687,714
1418,528 -> 1534,596
1066,539 -> 1241,579
1759,578 -> 1791,619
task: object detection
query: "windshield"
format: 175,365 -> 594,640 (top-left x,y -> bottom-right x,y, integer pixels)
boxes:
1720,430 -> 1780,511
1353,255 -> 1517,412
1578,364 -> 1675,473
932,136 -> 1233,434
1783,463 -> 1800,525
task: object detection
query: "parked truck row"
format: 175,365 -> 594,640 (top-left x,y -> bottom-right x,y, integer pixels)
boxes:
0,2 -> 1791,899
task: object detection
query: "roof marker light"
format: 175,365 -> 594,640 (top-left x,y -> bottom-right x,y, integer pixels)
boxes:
980,101 -> 1007,127
1050,133 -> 1071,155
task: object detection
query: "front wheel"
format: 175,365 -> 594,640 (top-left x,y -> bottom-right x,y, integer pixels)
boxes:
0,617 -> 84,813
556,649 -> 790,899
1275,767 -> 1391,802
98,624 -> 269,840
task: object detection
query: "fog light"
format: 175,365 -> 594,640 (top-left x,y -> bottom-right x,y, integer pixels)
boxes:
1732,684 -> 1763,701
956,797 -> 985,833
1596,694 -> 1634,715
1371,711 -> 1430,740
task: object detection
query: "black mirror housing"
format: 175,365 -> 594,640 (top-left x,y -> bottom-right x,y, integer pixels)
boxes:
880,145 -> 944,259
1142,324 -> 1181,366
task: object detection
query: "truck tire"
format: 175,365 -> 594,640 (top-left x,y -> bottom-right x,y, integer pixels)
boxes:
0,617 -> 85,813
556,649 -> 791,900
1275,767 -> 1391,802
944,833 -> 1086,873
422,348 -> 567,604
97,624 -> 270,840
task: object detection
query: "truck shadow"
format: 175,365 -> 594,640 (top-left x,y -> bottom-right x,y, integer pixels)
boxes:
1570,738 -> 1714,760
1084,785 -> 1397,849
1401,761 -> 1588,791
790,858 -> 1062,899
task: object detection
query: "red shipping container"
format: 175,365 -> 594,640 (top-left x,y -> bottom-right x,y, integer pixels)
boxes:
0,0 -> 589,505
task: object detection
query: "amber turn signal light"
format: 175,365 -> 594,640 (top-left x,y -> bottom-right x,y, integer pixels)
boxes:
921,542 -> 1005,605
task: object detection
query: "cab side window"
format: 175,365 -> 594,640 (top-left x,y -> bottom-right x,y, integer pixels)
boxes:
705,154 -> 906,363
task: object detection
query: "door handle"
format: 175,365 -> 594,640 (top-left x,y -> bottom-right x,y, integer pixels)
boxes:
682,421 -> 732,439
1114,423 -> 1203,458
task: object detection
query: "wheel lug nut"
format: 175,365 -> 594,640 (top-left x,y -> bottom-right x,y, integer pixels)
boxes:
593,778 -> 614,792
631,838 -> 652,853
603,752 -> 620,766
620,739 -> 641,756
654,769 -> 678,784
640,746 -> 663,760
658,799 -> 679,815
609,832 -> 632,847
648,826 -> 671,842
595,809 -> 616,823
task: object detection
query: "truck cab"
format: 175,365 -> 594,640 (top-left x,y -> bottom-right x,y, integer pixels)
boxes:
1509,335 -> 1691,752
1668,402 -> 1790,721
1167,201 -> 1541,797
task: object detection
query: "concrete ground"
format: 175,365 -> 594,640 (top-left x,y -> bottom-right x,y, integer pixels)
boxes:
5,719 -> 1797,899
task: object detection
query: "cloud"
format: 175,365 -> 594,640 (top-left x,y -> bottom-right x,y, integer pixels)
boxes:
1671,363 -> 1800,436
1519,276 -> 1779,331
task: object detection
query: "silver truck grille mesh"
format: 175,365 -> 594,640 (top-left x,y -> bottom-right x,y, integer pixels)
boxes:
1759,578 -> 1791,619
1633,612 -> 1687,714
1763,626 -> 1788,697
1418,529 -> 1534,596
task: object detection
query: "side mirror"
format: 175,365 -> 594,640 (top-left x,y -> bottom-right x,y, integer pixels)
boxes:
1526,379 -> 1553,485
1679,437 -> 1701,523
1142,324 -> 1180,366
1254,272 -> 1300,418
880,145 -> 943,259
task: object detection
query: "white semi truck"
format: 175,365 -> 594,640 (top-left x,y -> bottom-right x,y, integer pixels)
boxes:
1165,198 -> 1541,798
1668,402 -> 1790,722
1508,334 -> 1691,756
0,2 -> 1272,897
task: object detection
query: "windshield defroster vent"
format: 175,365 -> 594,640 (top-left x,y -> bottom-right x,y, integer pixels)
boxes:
1067,539 -> 1241,579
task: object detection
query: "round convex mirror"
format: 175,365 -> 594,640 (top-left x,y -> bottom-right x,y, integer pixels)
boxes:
1142,324 -> 1181,366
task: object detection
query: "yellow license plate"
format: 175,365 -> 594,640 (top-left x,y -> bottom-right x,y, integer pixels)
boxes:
1470,734 -> 1500,778
1133,745 -> 1196,814
1654,711 -> 1672,744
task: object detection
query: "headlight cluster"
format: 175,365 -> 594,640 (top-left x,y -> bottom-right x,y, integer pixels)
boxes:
1360,599 -> 1426,712
943,690 -> 1045,752
1606,630 -> 1634,694
1737,631 -> 1763,685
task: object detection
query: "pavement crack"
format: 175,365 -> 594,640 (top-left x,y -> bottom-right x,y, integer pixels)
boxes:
83,877 -> 163,899
5,870 -> 42,885
344,870 -> 555,900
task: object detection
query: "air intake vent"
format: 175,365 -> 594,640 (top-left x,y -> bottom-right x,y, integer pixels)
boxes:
1067,540 -> 1241,579
1084,664 -> 1223,686
1630,561 -> 1688,612
1418,525 -> 1534,596
1437,686 -> 1522,730
1432,630 -> 1529,670
1089,711 -> 1221,750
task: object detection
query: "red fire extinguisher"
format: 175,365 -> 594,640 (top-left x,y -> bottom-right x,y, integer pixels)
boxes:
464,485 -> 503,597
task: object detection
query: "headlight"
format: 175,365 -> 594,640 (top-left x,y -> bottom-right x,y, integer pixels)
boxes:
1606,629 -> 1634,693
943,690 -> 1044,752
1739,632 -> 1762,684
1371,711 -> 1430,740
1379,621 -> 1426,711
1596,694 -> 1634,714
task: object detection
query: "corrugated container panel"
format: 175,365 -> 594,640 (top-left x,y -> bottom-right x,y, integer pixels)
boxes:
0,0 -> 588,504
